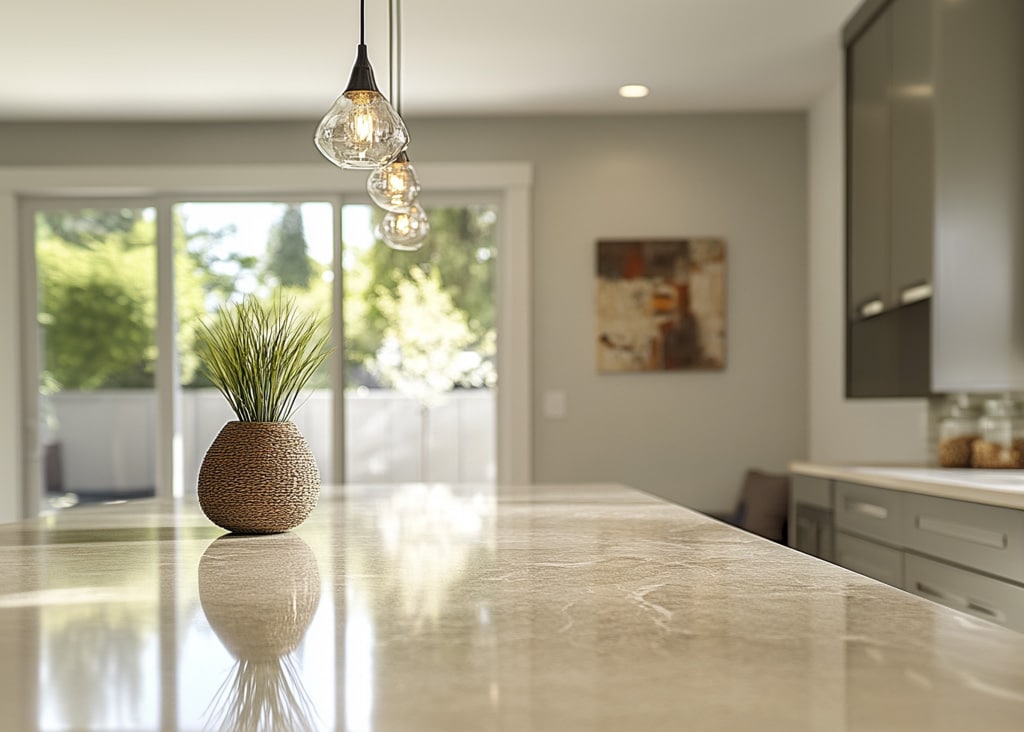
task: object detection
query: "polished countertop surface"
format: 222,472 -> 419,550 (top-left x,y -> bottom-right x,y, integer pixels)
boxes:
2,482 -> 1024,731
791,461 -> 1024,509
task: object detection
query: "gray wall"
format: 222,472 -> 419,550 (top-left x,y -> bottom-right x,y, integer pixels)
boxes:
0,113 -> 808,512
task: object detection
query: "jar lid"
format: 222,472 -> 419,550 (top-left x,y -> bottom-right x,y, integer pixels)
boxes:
982,395 -> 1023,418
944,394 -> 981,418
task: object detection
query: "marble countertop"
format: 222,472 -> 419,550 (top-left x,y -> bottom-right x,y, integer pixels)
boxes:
790,461 -> 1024,509
2,482 -> 1024,731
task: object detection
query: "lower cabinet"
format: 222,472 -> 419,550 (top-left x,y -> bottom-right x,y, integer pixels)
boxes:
789,474 -> 834,561
904,553 -> 1024,633
791,473 -> 1024,634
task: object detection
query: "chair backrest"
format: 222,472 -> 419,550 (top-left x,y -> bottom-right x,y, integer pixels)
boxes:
737,469 -> 790,543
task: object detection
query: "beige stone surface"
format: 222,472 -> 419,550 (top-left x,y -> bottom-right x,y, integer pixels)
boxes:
1,482 -> 1023,731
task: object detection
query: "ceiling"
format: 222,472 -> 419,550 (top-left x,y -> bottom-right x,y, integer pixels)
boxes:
0,0 -> 861,121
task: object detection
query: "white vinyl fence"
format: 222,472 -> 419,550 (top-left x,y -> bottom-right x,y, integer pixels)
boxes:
45,389 -> 496,496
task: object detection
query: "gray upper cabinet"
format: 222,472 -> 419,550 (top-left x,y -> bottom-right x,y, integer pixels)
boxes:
845,0 -> 934,398
932,0 -> 1024,392
847,0 -> 1024,397
888,0 -> 933,307
848,8 -> 891,319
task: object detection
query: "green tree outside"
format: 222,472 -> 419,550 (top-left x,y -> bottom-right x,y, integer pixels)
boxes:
36,202 -> 498,395
353,205 -> 497,387
265,204 -> 314,289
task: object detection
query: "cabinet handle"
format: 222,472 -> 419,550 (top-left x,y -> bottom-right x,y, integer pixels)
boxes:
914,582 -> 1004,622
899,282 -> 932,305
915,515 -> 1008,549
858,298 -> 885,319
915,581 -> 954,603
846,499 -> 888,520
966,601 -> 1000,619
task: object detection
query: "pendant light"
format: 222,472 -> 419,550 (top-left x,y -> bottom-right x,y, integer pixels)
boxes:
378,0 -> 429,251
367,150 -> 421,211
314,0 -> 409,170
381,202 -> 430,250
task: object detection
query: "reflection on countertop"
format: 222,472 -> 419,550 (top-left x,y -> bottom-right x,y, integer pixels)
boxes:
198,533 -> 322,731
0,482 -> 1023,730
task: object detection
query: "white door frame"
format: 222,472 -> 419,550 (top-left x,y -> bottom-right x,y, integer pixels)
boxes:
0,163 -> 533,520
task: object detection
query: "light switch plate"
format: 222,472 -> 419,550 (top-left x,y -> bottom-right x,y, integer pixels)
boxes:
543,390 -> 567,419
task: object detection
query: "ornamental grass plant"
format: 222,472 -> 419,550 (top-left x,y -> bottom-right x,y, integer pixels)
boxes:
196,296 -> 331,423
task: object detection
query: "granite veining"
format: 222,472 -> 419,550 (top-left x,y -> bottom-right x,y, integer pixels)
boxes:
1,482 -> 1023,730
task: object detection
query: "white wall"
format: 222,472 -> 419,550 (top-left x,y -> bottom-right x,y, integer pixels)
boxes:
806,79 -> 929,464
0,113 -> 809,513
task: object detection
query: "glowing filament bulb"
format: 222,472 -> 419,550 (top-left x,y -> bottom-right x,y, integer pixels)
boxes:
381,202 -> 429,251
367,152 -> 421,212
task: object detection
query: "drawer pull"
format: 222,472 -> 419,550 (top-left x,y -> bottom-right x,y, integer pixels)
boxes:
858,298 -> 885,318
915,581 -> 956,604
914,582 -> 1004,622
966,601 -> 999,619
916,515 -> 1008,549
899,282 -> 932,305
846,499 -> 888,520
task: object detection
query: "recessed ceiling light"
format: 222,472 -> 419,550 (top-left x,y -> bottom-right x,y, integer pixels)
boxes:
618,84 -> 649,99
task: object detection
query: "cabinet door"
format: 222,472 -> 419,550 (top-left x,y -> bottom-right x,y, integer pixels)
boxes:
889,0 -> 934,305
789,474 -> 833,550
836,531 -> 904,587
848,8 -> 892,319
794,504 -> 835,563
932,0 -> 1024,392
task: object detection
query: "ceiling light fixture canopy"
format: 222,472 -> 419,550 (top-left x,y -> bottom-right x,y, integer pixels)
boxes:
314,0 -> 409,170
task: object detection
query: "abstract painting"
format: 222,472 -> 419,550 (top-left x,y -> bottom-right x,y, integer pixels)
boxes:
596,239 -> 726,373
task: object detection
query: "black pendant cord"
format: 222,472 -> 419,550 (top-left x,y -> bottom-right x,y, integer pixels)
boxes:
389,0 -> 402,113
360,0 -> 365,45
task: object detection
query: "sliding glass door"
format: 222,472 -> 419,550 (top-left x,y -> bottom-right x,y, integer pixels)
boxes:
30,205 -> 159,509
23,194 -> 499,513
341,201 -> 498,484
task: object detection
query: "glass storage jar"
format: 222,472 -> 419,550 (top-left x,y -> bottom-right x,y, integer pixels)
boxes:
937,394 -> 981,468
972,395 -> 1024,469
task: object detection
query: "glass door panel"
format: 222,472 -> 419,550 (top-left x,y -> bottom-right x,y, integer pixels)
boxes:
173,201 -> 336,492
33,207 -> 158,509
341,203 -> 498,483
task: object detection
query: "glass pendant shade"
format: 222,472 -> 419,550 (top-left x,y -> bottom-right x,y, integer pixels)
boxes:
314,45 -> 409,170
367,152 -> 421,212
381,203 -> 430,251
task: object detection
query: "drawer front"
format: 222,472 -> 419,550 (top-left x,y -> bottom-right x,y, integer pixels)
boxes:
905,553 -> 1024,633
902,493 -> 1024,584
836,531 -> 904,587
835,481 -> 903,545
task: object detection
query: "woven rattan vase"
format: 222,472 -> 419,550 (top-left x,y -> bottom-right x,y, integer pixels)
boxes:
198,421 -> 320,534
